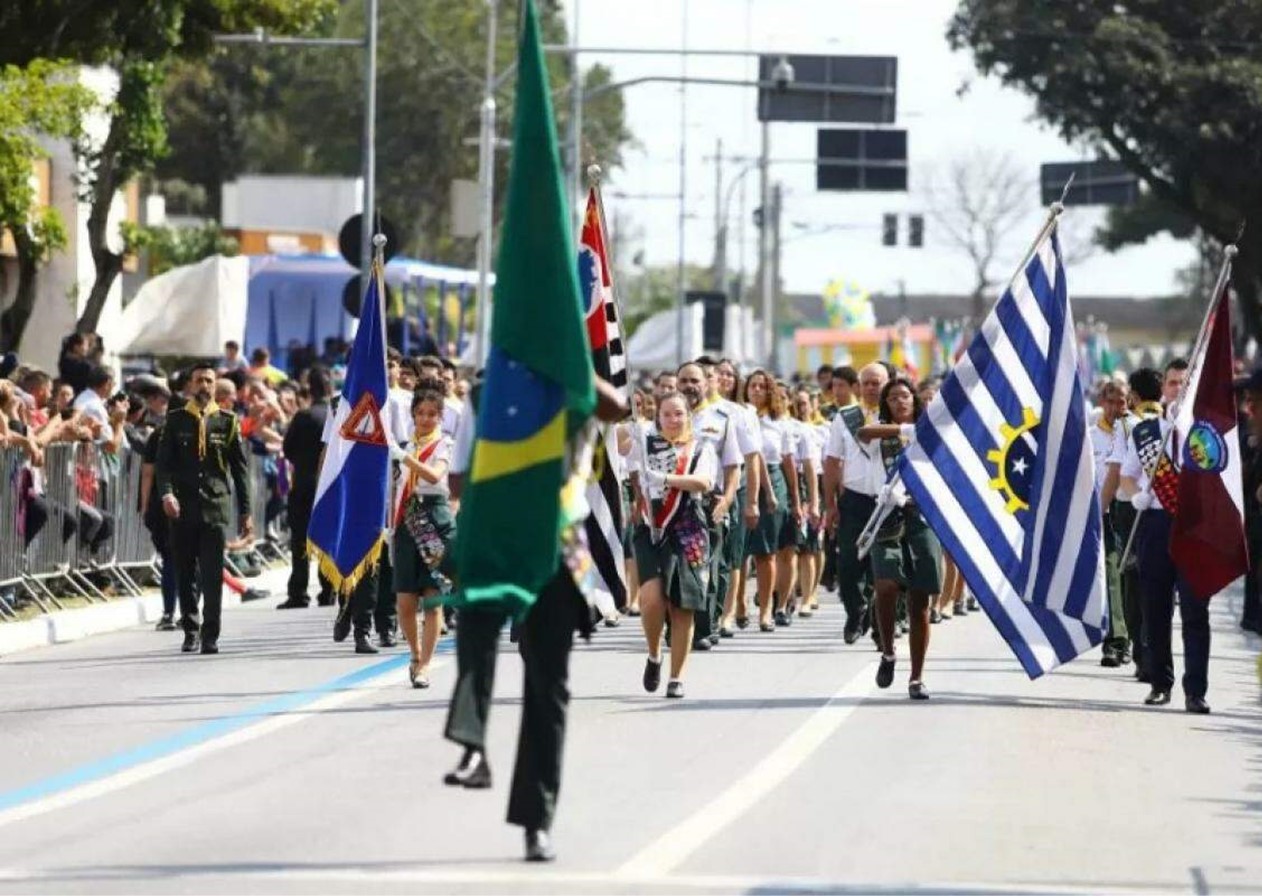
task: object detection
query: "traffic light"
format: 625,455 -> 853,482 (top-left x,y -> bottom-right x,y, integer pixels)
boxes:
908,214 -> 924,248
882,213 -> 897,246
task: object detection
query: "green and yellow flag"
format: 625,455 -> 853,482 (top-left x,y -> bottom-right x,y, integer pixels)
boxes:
451,0 -> 596,618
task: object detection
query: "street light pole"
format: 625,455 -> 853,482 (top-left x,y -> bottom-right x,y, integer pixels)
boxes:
359,0 -> 378,303
472,0 -> 498,367
674,0 -> 689,366
759,119 -> 771,368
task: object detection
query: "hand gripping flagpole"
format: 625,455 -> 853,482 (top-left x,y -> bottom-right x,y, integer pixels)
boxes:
854,176 -> 1075,561
1118,238 -> 1238,569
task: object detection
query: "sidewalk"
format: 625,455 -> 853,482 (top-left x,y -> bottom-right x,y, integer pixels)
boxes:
0,566 -> 288,657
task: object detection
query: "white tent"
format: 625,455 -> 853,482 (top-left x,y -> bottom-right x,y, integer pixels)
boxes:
99,254 -> 250,356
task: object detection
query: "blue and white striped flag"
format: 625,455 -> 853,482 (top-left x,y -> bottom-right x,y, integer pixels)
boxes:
898,227 -> 1106,678
308,261 -> 390,595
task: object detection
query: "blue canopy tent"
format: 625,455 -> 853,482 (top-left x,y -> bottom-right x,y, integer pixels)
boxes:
245,254 -> 487,369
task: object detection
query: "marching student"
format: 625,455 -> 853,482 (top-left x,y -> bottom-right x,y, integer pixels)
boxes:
715,359 -> 764,633
1091,379 -> 1133,667
789,387 -> 823,617
743,370 -> 799,631
823,362 -> 889,643
674,361 -> 742,651
630,393 -> 718,698
388,387 -> 454,689
1118,367 -> 1212,713
856,376 -> 940,700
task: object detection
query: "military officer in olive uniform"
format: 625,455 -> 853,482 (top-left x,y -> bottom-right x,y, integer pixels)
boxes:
157,362 -> 252,655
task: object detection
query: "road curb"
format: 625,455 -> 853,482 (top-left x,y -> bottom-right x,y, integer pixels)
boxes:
0,588 -> 247,657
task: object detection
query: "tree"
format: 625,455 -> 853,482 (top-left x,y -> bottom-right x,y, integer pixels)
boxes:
0,0 -> 335,336
121,222 -> 239,276
0,60 -> 93,351
924,150 -> 1031,323
620,263 -> 711,337
948,1 -> 1262,337
155,0 -> 634,265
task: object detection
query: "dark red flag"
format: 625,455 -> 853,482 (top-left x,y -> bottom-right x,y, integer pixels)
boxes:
1170,292 -> 1249,600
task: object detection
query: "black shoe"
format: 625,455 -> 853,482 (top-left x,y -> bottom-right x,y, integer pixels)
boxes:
735,616 -> 750,630
929,609 -> 942,624
876,654 -> 896,689
276,597 -> 309,610
1185,696 -> 1211,715
379,631 -> 397,648
199,639 -> 219,655
1100,649 -> 1120,668
443,749 -> 492,788
666,680 -> 684,698
718,626 -> 735,639
908,680 -> 930,701
708,632 -> 720,646
181,631 -> 199,653
1144,688 -> 1171,706
316,594 -> 335,607
333,613 -> 352,643
843,619 -> 860,644
774,610 -> 790,627
692,638 -> 712,652
155,615 -> 177,632
966,596 -> 979,611
897,620 -> 909,635
759,622 -> 776,633
524,829 -> 556,863
241,588 -> 269,603
1118,648 -> 1132,666
354,633 -> 379,655
603,615 -> 621,628
643,657 -> 662,693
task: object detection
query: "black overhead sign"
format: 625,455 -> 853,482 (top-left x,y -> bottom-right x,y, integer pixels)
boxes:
816,128 -> 908,192
1040,160 -> 1139,206
757,54 -> 897,124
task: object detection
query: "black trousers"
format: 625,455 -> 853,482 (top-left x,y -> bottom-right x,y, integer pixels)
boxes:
444,565 -> 583,832
338,553 -> 397,636
1137,510 -> 1210,699
171,516 -> 226,642
287,487 -> 332,604
836,489 -> 875,623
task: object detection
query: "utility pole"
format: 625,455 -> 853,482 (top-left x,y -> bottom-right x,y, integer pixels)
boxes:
569,0 -> 583,230
674,0 -> 689,366
713,137 -> 725,291
758,120 -> 771,368
471,0 -> 498,367
770,181 -> 783,373
358,0 -> 378,304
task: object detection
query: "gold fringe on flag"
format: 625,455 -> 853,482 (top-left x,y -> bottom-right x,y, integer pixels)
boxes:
308,535 -> 387,598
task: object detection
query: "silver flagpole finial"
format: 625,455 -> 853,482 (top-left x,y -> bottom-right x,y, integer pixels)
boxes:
372,233 -> 387,249
1054,172 -> 1076,215
587,163 -> 603,185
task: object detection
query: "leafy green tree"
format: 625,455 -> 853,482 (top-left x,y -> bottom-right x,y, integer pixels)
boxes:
121,222 -> 240,276
0,0 -> 335,336
0,60 -> 94,351
620,263 -> 711,337
949,1 -> 1262,336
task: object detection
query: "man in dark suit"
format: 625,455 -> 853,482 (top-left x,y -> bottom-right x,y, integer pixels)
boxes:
156,362 -> 252,654
278,367 -> 333,609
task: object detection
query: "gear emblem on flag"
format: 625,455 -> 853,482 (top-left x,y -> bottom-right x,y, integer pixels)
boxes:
987,406 -> 1040,514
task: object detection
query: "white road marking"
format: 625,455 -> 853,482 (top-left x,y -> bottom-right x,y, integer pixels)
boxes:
614,659 -> 879,877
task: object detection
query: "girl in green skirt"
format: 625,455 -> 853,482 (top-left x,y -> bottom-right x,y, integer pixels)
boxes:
388,388 -> 455,689
630,394 -> 717,699
743,370 -> 801,631
789,387 -> 823,616
857,377 -> 941,701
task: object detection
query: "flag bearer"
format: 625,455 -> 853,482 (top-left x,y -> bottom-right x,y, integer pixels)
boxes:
856,377 -> 940,700
1118,367 -> 1211,713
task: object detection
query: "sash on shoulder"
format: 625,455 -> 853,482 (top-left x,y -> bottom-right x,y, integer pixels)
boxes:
1133,416 -> 1180,515
392,437 -> 442,527
645,434 -> 699,542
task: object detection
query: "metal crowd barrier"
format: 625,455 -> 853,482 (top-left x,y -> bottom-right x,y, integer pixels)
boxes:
2,435 -> 290,616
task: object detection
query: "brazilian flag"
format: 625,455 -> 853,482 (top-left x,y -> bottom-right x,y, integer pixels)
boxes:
452,0 -> 596,617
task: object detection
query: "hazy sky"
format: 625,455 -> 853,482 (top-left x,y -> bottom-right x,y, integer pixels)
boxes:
560,0 -> 1196,300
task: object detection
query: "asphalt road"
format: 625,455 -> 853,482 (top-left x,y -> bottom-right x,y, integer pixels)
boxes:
0,567 -> 1259,895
